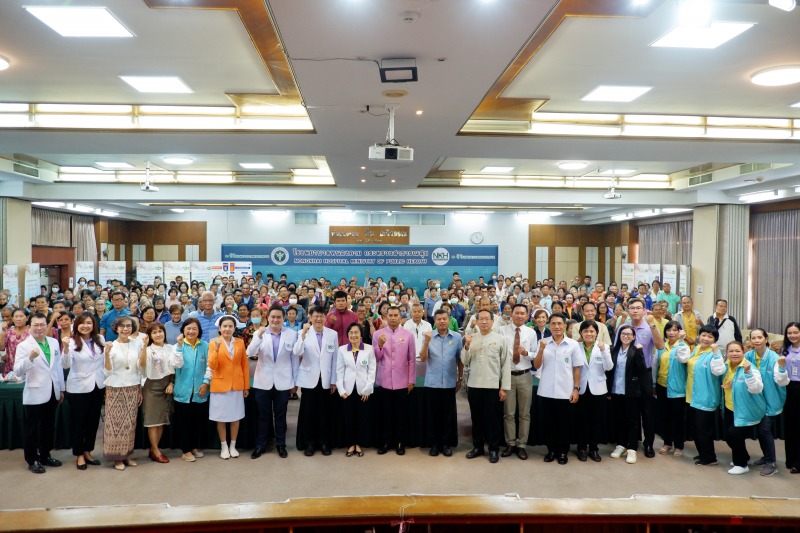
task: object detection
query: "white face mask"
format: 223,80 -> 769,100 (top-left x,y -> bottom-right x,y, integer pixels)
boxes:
289,298 -> 298,305
449,298 -> 458,305
434,284 -> 440,289
388,295 -> 397,303
515,277 -> 522,282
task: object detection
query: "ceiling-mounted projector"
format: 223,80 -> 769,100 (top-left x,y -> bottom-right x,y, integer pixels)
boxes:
369,144 -> 414,161
141,183 -> 159,192
603,188 -> 621,200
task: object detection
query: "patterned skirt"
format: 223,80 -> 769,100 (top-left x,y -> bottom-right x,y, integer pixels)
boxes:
103,385 -> 139,461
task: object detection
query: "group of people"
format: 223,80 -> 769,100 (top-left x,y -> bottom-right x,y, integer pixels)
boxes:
1,270 -> 798,480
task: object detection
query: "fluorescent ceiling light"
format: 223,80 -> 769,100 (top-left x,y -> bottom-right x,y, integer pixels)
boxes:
769,0 -> 796,11
57,175 -> 115,182
516,211 -> 562,222
138,115 -> 233,129
751,67 -> 800,87
162,157 -> 194,165
530,123 -> 622,136
708,117 -> 790,128
634,209 -> 661,218
661,208 -> 692,214
597,169 -> 636,176
60,166 -> 106,174
170,209 -> 186,213
24,7 -> 133,37
293,176 -> 335,185
558,162 -> 589,171
480,166 -> 514,173
792,102 -> 800,108
95,162 -> 133,169
622,124 -> 706,137
461,178 -> 516,187
119,76 -> 193,94
239,163 -> 274,170
651,23 -> 753,49
533,112 -> 620,122
0,103 -> 29,112
624,114 -> 704,125
66,203 -> 97,213
738,190 -> 777,203
32,201 -> 65,208
138,105 -> 235,115
0,114 -> 32,127
0,56 -> 9,71
175,174 -> 233,184
36,114 -> 133,129
36,103 -> 132,113
706,127 -> 791,140
95,209 -> 119,217
581,86 -> 651,102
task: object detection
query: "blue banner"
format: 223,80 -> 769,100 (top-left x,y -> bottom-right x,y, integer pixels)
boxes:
221,244 -> 499,289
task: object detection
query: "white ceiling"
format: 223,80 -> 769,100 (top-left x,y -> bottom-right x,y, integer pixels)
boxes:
0,0 -> 799,223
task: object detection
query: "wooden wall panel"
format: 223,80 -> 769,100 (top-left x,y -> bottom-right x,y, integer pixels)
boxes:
103,221 -> 207,270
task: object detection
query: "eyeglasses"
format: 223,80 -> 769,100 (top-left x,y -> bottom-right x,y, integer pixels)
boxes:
628,306 -> 644,311
118,324 -> 133,329
619,331 -> 635,337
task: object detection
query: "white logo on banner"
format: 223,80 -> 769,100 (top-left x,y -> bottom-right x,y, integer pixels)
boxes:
431,247 -> 450,266
271,247 -> 289,265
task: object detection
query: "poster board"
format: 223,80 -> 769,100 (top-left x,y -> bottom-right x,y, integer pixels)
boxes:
98,261 -> 126,286
621,263 -> 636,290
24,263 -> 40,301
662,264 -> 678,290
679,265 -> 690,296
164,261 -> 191,284
75,261 -> 95,285
135,262 -> 164,286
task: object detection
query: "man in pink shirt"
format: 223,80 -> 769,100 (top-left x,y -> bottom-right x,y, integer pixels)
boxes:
325,290 -> 358,346
373,306 -> 416,455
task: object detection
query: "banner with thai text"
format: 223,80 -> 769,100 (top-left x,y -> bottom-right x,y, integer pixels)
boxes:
98,261 -> 126,286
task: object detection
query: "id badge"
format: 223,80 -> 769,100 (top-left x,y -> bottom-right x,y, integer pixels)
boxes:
793,365 -> 798,377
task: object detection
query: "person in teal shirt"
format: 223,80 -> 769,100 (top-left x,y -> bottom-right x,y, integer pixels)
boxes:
172,318 -> 210,463
656,282 -> 681,315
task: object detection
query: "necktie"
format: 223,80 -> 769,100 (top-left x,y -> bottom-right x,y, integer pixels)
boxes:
514,327 -> 520,362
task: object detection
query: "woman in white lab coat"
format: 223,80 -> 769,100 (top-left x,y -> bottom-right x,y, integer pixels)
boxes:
335,322 -> 376,457
575,320 -> 613,462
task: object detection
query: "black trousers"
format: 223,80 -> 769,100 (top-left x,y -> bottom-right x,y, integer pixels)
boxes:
639,383 -> 655,448
467,387 -> 503,452
539,395 -> 572,455
380,387 -> 409,446
756,415 -> 777,464
254,387 -> 289,448
656,384 -> 686,449
426,387 -> 457,448
692,406 -> 718,463
785,381 -> 800,469
67,386 -> 104,456
611,394 -> 641,450
173,399 -> 209,454
342,390 -> 370,447
298,378 -> 332,449
23,390 -> 58,465
724,408 -> 753,468
576,390 -> 606,452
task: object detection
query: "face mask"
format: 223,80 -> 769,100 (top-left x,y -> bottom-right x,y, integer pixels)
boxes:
52,288 -> 59,293
388,295 -> 397,303
250,317 -> 262,325
449,298 -> 458,305
435,284 -> 440,289
515,277 -> 522,282
492,275 -> 497,280
236,323 -> 246,329
289,298 -> 298,305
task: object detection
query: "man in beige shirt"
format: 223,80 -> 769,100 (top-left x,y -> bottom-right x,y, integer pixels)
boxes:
462,309 -> 511,464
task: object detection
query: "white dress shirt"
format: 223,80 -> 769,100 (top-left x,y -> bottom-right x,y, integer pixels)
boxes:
500,323 -> 535,371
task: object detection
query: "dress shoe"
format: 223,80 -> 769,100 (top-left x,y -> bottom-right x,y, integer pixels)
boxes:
441,446 -> 453,457
466,448 -> 485,459
396,444 -> 405,456
277,446 -> 288,458
304,445 -> 315,457
192,449 -> 204,458
41,456 -> 62,467
124,458 -> 137,467
251,448 -> 265,459
557,454 -> 568,465
644,446 -> 655,458
576,449 -> 588,462
152,453 -> 169,464
76,462 -> 88,471
516,447 -> 528,460
29,461 -> 46,474
543,452 -> 556,463
377,444 -> 390,455
489,450 -> 499,463
429,446 -> 440,457
321,444 -> 332,456
588,450 -> 602,462
84,458 -> 101,466
501,445 -> 515,458
114,462 -> 126,471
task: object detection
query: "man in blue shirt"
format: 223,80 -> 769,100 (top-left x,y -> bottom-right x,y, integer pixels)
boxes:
99,291 -> 130,342
189,291 -> 223,342
419,309 -> 463,457
423,288 -> 440,325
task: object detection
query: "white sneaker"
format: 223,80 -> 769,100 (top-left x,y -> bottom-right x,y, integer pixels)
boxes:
192,449 -> 204,458
220,445 -> 230,460
611,445 -> 626,459
728,465 -> 749,475
229,446 -> 239,458
181,452 -> 196,462
626,450 -> 637,464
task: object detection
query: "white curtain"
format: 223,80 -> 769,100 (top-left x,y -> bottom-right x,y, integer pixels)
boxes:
71,215 -> 97,261
750,210 -> 800,333
32,208 -> 71,247
637,220 -> 693,266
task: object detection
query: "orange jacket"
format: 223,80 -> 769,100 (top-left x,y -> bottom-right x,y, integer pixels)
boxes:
207,337 -> 250,393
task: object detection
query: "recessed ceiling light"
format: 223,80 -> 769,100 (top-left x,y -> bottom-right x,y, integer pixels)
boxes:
792,102 -> 800,108
24,7 -> 134,37
119,76 -> 193,94
360,166 -> 366,170
415,110 -> 423,115
480,166 -> 514,173
239,163 -> 273,170
557,161 -> 589,171
651,23 -> 753,49
582,86 -> 651,102
163,157 -> 194,165
0,56 -> 9,71
769,0 -> 796,11
32,201 -> 66,208
95,162 -> 133,169
391,179 -> 396,183
678,0 -> 713,27
361,179 -> 366,183
751,67 -> 800,87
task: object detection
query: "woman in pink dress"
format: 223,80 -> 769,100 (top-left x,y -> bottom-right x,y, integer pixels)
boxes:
0,308 -> 30,376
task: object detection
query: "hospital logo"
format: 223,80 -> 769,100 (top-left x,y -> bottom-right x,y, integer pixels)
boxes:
271,247 -> 289,265
432,247 -> 450,266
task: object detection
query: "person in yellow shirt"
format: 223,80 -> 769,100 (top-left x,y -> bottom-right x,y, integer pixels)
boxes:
675,296 -> 704,348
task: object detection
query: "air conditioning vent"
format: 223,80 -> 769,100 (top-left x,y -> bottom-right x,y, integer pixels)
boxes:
688,173 -> 712,186
739,163 -> 772,175
12,162 -> 39,178
688,163 -> 713,175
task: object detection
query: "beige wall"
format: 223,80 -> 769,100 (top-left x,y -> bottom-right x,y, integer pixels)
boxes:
690,205 -> 719,316
6,198 -> 32,266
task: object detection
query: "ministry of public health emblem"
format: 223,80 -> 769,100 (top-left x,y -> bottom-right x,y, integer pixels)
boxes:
271,247 -> 289,265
